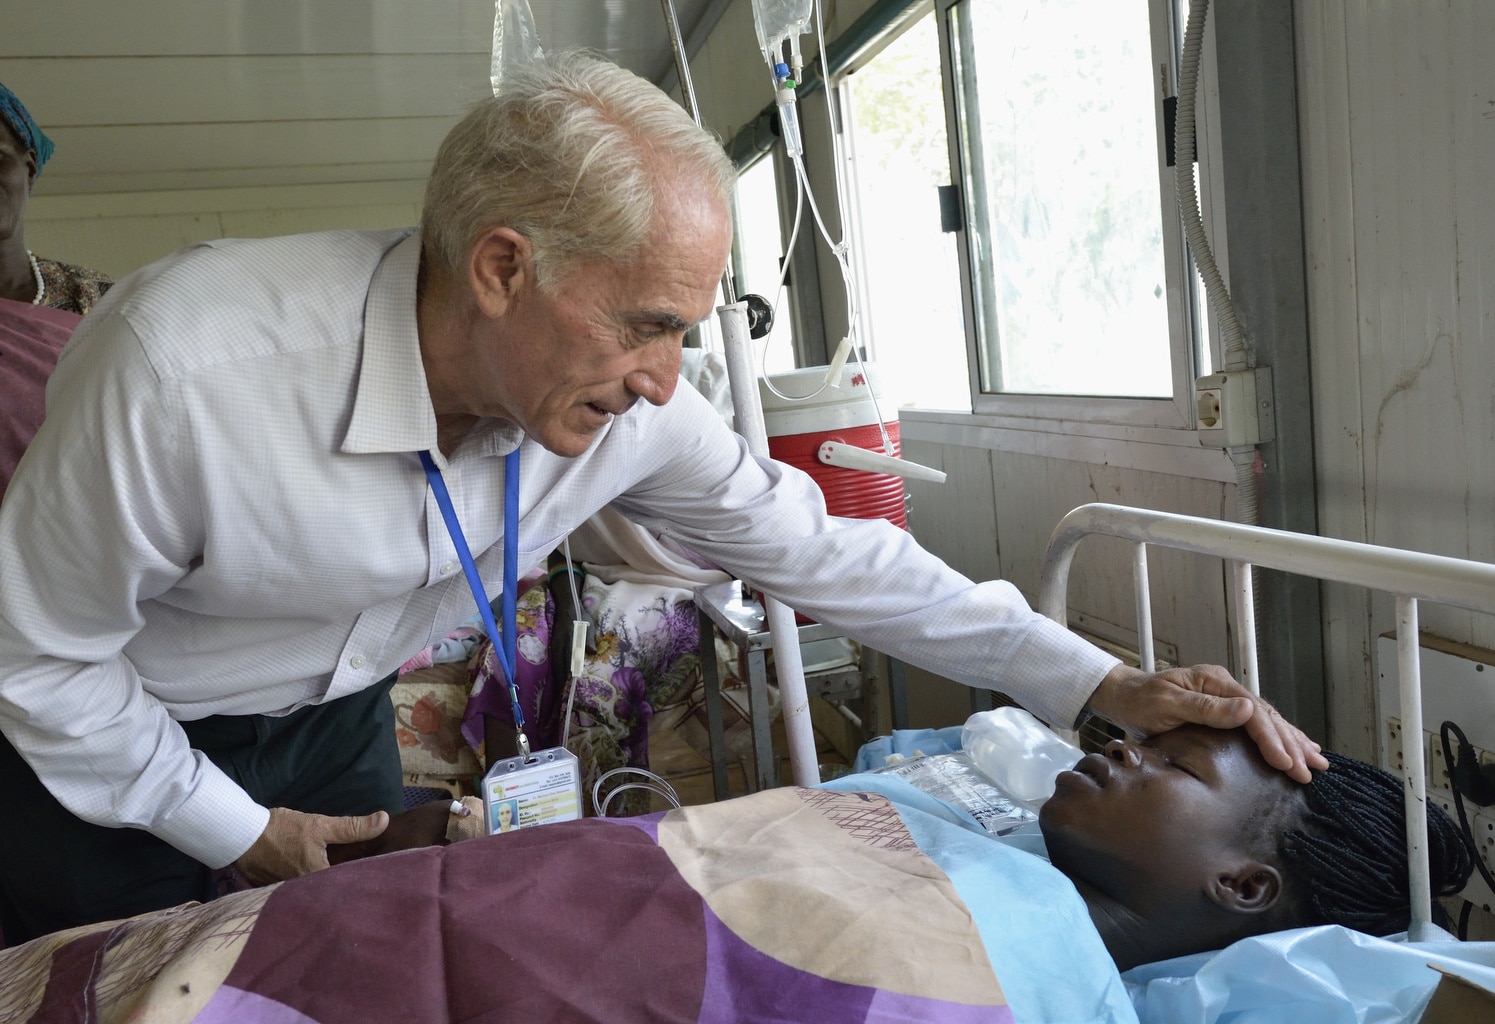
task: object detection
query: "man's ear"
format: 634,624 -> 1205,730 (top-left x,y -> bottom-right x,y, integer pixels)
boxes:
468,226 -> 532,319
1206,861 -> 1282,915
24,150 -> 36,192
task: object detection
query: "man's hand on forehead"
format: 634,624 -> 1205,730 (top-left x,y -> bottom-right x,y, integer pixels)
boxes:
1086,663 -> 1328,784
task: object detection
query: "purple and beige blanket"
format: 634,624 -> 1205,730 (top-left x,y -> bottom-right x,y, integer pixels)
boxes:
0,784 -> 1133,1023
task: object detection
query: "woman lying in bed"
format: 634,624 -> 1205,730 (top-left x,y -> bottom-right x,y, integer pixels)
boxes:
0,728 -> 1472,1024
1037,724 -> 1472,970
345,722 -> 1473,969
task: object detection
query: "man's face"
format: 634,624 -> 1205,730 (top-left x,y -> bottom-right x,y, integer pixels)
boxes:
479,175 -> 731,458
1039,725 -> 1297,910
0,128 -> 35,242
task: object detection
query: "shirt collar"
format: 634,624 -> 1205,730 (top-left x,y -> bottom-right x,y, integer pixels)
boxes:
343,231 -> 439,456
343,231 -> 525,463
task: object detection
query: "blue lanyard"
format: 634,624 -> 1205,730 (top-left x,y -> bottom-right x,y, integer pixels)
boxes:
419,447 -> 526,753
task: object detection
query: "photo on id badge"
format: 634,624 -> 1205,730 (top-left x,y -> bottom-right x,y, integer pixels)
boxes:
492,798 -> 518,833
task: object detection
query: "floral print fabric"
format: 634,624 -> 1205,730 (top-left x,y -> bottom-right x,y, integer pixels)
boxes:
465,571 -> 705,815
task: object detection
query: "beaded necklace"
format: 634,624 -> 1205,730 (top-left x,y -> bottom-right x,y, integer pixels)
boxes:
26,250 -> 44,305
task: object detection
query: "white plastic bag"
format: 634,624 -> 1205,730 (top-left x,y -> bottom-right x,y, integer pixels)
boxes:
491,0 -> 545,95
961,706 -> 1084,812
870,752 -> 1036,835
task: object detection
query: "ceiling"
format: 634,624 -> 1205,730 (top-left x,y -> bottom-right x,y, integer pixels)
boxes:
0,0 -> 725,196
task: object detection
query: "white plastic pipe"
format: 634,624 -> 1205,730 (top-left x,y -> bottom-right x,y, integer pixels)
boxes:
717,301 -> 820,787
816,441 -> 946,483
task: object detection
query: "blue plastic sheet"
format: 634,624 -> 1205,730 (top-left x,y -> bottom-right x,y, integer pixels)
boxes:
1124,925 -> 1495,1024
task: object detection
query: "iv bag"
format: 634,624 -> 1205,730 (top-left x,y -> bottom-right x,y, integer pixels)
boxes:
751,0 -> 813,66
492,0 -> 545,96
961,706 -> 1083,812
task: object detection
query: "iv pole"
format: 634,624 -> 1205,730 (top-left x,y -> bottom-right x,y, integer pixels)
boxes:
658,0 -> 822,789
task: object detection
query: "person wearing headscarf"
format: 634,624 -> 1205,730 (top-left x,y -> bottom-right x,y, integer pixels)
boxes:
0,82 -> 112,316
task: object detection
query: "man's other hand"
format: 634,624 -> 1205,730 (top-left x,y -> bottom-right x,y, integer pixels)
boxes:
234,806 -> 390,886
1087,663 -> 1329,784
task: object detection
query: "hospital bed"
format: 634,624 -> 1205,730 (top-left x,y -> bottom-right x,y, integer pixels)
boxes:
1037,502 -> 1495,943
4,505 -> 1495,1024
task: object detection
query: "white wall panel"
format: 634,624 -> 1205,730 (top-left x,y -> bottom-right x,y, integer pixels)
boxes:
1297,0 -> 1495,760
41,119 -> 451,177
25,181 -> 425,277
3,1 -> 496,57
0,55 -> 492,126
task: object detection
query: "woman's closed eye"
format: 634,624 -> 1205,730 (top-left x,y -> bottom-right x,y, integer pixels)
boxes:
1161,752 -> 1199,778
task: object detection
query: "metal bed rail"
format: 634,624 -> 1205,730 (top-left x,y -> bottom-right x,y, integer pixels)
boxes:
1037,503 -> 1495,942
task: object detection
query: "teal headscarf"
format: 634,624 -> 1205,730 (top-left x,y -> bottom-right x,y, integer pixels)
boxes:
0,82 -> 54,172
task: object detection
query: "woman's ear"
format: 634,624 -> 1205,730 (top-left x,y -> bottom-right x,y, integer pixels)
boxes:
1206,861 -> 1282,915
468,226 -> 532,319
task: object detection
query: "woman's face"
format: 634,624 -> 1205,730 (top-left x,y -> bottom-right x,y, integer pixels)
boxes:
0,127 -> 35,242
1039,726 -> 1299,910
497,802 -> 514,829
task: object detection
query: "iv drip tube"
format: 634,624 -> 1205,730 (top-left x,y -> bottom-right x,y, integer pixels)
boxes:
720,300 -> 821,787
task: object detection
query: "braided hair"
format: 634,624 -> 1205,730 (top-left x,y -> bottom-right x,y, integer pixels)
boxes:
1278,751 -> 1474,935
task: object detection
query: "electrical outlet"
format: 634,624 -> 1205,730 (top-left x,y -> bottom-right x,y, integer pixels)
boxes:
1386,717 -> 1404,773
1429,731 -> 1453,791
1464,809 -> 1495,913
1431,792 -> 1457,819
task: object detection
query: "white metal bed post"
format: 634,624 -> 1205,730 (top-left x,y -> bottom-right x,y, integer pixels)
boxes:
1230,562 -> 1261,696
1397,597 -> 1433,940
1132,543 -> 1156,674
718,303 -> 820,788
1038,502 -> 1495,941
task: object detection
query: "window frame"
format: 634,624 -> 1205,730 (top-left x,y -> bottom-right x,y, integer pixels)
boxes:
854,0 -> 1211,432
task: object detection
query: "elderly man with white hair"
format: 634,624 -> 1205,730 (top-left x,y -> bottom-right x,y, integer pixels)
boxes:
0,51 -> 1323,944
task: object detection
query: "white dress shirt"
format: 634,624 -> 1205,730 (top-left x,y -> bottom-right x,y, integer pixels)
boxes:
0,229 -> 1119,868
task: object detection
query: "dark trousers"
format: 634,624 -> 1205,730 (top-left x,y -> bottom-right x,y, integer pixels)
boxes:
0,674 -> 404,946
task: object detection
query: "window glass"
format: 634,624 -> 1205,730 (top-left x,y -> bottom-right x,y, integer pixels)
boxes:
950,0 -> 1172,397
732,154 -> 797,375
842,12 -> 971,411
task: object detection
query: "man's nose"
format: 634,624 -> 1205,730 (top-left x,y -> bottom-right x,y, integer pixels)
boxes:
624,345 -> 683,407
1102,738 -> 1143,767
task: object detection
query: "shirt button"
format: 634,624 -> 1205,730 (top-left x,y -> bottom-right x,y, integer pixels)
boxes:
349,655 -> 366,669
440,561 -> 456,575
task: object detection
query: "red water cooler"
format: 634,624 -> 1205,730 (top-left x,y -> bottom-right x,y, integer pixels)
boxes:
759,363 -> 937,529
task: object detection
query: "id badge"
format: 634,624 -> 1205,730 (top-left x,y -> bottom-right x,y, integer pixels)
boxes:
482,746 -> 583,834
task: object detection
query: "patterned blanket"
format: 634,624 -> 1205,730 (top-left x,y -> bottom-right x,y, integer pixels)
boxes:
0,789 -> 1014,1024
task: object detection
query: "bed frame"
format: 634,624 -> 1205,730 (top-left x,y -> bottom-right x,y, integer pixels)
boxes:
1036,503 -> 1495,941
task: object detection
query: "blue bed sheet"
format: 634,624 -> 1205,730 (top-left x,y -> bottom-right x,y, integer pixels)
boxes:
822,771 -> 1140,1024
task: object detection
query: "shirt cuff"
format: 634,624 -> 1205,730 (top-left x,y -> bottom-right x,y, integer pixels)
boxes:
992,616 -> 1122,730
151,759 -> 272,869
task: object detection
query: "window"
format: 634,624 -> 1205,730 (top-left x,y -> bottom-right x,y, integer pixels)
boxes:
948,0 -> 1180,399
841,11 -> 972,411
731,153 -> 798,375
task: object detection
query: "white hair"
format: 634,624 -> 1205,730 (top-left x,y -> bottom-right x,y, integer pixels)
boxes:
421,50 -> 734,289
